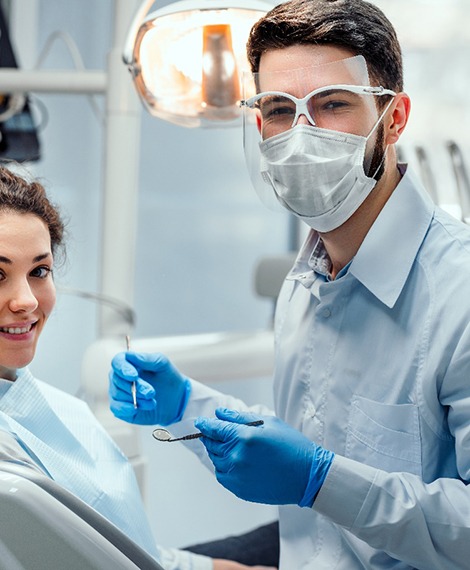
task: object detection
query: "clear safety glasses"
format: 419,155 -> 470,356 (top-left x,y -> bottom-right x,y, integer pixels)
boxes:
241,84 -> 396,140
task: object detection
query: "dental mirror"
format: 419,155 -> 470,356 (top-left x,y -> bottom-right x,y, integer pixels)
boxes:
152,428 -> 204,442
152,420 -> 264,443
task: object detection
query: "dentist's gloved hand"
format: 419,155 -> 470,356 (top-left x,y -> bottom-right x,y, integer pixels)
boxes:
109,352 -> 191,426
195,408 -> 334,507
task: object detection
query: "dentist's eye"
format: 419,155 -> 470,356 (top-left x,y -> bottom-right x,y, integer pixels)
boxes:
324,100 -> 350,110
259,96 -> 296,121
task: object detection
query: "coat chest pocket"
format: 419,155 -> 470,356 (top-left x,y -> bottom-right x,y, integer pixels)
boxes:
345,396 -> 422,476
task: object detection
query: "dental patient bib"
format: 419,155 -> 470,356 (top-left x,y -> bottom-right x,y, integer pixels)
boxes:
0,368 -> 159,560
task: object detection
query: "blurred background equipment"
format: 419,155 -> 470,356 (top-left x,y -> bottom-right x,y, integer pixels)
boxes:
0,2 -> 40,162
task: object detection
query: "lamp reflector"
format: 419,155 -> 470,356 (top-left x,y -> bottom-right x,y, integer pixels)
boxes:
126,1 -> 270,127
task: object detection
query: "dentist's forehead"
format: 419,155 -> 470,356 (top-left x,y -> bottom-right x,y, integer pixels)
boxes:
258,45 -> 369,95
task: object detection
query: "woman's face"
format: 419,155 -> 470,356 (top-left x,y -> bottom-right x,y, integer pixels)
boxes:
0,211 -> 56,380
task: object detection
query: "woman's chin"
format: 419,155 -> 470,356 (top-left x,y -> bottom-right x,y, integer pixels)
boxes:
0,355 -> 34,379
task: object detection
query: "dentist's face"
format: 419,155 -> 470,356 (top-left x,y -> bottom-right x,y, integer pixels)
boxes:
0,211 -> 56,380
256,44 -> 391,178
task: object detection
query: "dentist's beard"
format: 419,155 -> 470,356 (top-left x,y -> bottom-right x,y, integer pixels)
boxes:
366,123 -> 386,182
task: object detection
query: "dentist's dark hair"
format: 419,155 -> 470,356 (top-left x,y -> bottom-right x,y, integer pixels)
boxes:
247,0 -> 404,92
0,167 -> 65,259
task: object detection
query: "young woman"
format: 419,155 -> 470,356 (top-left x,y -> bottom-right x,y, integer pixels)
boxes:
0,167 -> 272,570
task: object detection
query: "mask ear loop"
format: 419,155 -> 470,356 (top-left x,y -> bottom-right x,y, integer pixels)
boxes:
365,94 -> 396,143
364,95 -> 396,179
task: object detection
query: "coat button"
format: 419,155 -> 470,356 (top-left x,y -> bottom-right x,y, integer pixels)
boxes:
307,403 -> 316,418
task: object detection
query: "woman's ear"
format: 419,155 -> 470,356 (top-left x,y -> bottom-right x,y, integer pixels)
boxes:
384,92 -> 411,145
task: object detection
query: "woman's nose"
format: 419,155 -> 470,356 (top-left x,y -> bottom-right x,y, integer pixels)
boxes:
8,281 -> 39,313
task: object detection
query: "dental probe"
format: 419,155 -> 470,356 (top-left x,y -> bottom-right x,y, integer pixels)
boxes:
125,335 -> 138,409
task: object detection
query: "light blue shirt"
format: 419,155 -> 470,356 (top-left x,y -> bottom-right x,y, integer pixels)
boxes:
0,369 -> 211,570
182,166 -> 470,569
274,165 -> 470,569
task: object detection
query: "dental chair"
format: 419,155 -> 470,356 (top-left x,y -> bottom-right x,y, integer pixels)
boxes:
0,432 -> 164,570
80,253 -> 294,558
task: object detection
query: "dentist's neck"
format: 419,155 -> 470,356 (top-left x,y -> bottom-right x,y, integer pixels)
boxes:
320,148 -> 402,280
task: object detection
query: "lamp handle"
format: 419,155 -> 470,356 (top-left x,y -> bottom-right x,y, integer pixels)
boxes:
122,0 -> 156,66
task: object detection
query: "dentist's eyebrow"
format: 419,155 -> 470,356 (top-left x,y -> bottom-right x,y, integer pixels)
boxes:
314,88 -> 361,101
260,94 -> 293,103
313,88 -> 345,99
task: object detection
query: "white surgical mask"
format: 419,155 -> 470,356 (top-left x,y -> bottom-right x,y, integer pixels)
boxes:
259,107 -> 390,233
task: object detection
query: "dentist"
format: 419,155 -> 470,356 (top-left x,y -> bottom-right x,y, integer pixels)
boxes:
110,0 -> 470,568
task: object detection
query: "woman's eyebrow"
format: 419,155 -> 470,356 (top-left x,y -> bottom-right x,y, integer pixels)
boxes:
0,253 -> 51,264
33,253 -> 52,263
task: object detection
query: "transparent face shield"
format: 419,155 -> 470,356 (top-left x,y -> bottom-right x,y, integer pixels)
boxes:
241,55 -> 396,211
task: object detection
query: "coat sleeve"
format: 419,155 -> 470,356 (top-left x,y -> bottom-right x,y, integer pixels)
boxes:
314,456 -> 470,570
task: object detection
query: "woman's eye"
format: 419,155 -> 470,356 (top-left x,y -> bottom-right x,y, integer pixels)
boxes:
31,266 -> 52,279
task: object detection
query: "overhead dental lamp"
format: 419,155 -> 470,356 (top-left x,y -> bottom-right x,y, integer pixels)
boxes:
123,0 -> 271,128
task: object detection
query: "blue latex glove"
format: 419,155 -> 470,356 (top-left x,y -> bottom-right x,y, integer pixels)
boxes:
195,408 -> 334,506
109,352 -> 191,426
